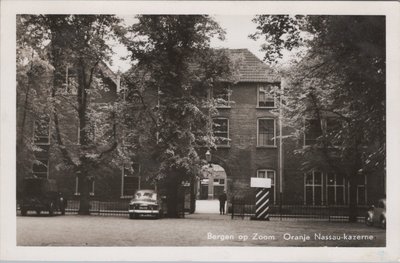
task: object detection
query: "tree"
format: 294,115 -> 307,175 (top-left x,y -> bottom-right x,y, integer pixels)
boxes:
123,15 -> 236,217
252,15 -> 385,221
17,15 -> 127,214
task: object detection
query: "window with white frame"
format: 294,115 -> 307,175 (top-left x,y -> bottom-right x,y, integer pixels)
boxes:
354,174 -> 367,205
62,67 -> 78,95
75,177 -> 95,196
213,83 -> 231,108
305,171 -> 323,205
121,163 -> 141,197
34,116 -> 50,145
257,84 -> 276,108
326,172 -> 345,205
257,118 -> 276,147
304,119 -> 322,146
32,159 -> 49,178
257,169 -> 276,203
213,118 -> 229,146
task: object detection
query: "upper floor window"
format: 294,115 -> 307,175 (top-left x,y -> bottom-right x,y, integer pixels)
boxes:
257,84 -> 277,108
62,67 -> 78,95
257,118 -> 276,147
304,119 -> 322,146
213,118 -> 229,146
34,116 -> 50,145
213,83 -> 231,108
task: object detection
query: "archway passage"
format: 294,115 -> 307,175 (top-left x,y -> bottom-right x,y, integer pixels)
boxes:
195,164 -> 227,214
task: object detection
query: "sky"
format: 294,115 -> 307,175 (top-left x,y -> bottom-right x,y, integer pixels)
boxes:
108,15 -> 266,73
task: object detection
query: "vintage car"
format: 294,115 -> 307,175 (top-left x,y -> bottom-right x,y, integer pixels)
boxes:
128,189 -> 164,219
19,177 -> 67,216
366,198 -> 386,229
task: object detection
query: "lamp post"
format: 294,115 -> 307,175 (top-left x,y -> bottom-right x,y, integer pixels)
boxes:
205,150 -> 214,199
205,150 -> 212,167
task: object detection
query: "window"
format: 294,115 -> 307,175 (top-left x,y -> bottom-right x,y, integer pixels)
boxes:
257,119 -> 276,147
213,84 -> 231,108
304,119 -> 322,146
305,171 -> 323,205
326,173 -> 345,205
213,118 -> 229,146
121,163 -> 141,197
34,116 -> 50,145
32,159 -> 49,178
122,123 -> 139,146
62,67 -> 78,95
257,84 -> 277,108
326,118 -> 342,146
257,169 -> 276,203
75,177 -> 95,196
355,174 -> 367,205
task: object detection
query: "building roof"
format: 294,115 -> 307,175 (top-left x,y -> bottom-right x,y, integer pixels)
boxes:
226,49 -> 280,83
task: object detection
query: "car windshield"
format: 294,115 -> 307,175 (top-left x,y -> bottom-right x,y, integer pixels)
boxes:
134,191 -> 156,200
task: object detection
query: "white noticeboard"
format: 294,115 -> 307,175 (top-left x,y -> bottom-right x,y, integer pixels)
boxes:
250,177 -> 272,188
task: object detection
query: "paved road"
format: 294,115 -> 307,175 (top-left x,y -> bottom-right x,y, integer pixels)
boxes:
17,213 -> 385,247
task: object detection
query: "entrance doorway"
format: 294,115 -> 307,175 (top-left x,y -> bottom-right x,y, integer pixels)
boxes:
196,164 -> 227,214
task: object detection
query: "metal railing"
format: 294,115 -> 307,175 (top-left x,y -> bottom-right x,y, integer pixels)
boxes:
230,197 -> 369,222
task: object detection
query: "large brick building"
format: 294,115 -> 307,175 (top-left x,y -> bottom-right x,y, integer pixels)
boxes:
17,49 -> 385,208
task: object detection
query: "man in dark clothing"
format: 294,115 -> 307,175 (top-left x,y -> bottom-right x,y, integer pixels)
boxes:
218,191 -> 227,215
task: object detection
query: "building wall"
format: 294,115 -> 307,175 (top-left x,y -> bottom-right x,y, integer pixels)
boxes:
211,82 -> 281,203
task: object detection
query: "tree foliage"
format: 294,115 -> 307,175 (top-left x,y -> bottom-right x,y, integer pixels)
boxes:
17,15 -> 127,214
123,15 -> 236,216
252,15 -> 385,220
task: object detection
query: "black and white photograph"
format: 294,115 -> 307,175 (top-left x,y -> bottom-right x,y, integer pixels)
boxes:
1,1 -> 400,262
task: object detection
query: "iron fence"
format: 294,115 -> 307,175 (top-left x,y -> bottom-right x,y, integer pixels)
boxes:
230,197 -> 369,222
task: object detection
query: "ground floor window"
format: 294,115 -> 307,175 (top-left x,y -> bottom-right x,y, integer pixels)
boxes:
32,158 -> 49,178
326,173 -> 345,205
352,174 -> 367,205
74,177 -> 95,196
304,171 -> 323,205
121,163 -> 140,197
257,169 -> 275,204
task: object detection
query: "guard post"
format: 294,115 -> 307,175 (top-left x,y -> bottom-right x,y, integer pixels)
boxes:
250,177 -> 272,221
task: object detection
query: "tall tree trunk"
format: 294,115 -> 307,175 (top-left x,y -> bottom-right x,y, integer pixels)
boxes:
348,174 -> 358,222
166,173 -> 181,218
78,166 -> 91,215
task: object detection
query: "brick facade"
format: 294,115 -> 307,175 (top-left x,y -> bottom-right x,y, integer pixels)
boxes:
17,49 -> 385,207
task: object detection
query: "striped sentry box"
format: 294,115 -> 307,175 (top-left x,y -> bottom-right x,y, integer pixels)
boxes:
254,188 -> 270,221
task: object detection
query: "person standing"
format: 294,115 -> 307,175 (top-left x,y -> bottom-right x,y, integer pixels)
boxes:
218,191 -> 227,215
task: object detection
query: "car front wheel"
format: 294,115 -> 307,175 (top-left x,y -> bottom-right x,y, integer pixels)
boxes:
380,216 -> 386,229
49,202 -> 54,216
365,214 -> 373,226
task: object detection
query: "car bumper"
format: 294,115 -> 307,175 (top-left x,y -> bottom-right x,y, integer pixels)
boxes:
128,209 -> 160,214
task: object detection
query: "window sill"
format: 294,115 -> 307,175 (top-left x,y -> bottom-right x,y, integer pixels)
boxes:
216,145 -> 231,149
74,193 -> 95,196
216,106 -> 232,109
256,146 -> 277,149
256,106 -> 276,109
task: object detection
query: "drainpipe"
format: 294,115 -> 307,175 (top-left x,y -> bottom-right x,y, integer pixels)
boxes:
279,81 -> 284,208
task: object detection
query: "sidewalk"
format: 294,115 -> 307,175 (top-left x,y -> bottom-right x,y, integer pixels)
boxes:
189,200 -> 229,220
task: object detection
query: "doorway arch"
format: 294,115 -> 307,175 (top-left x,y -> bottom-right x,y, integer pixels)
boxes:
198,164 -> 227,200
